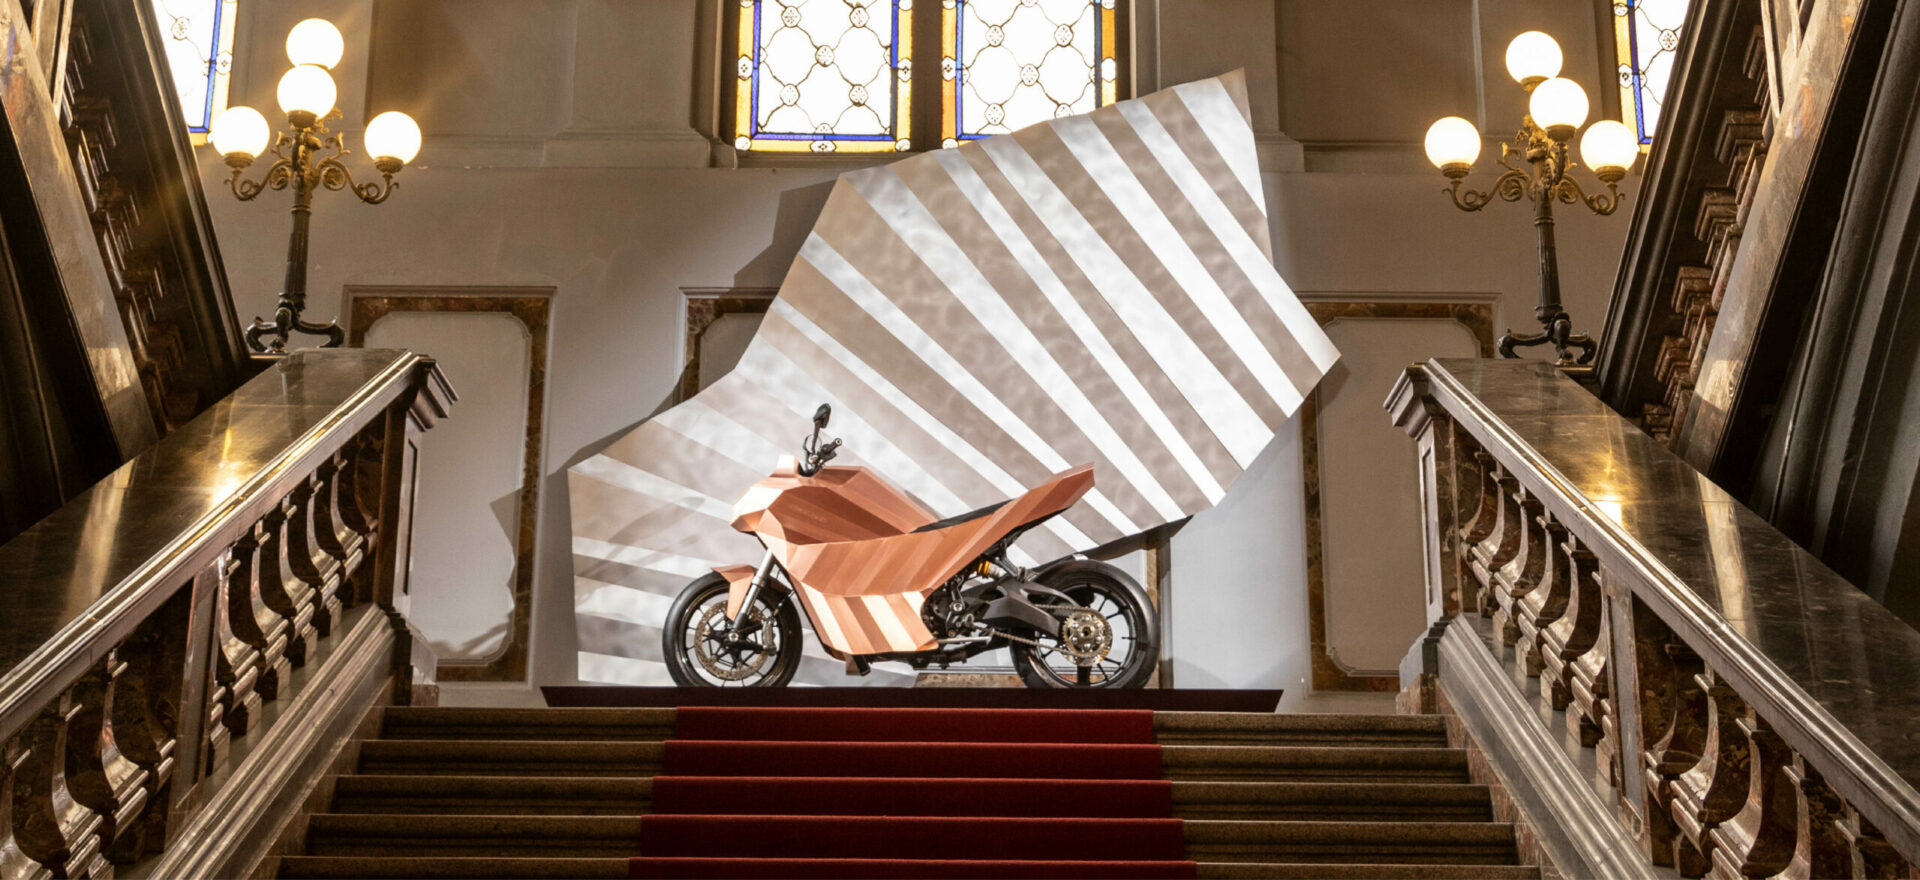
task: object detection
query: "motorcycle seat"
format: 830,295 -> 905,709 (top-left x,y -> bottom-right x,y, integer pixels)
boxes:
910,498 -> 1010,533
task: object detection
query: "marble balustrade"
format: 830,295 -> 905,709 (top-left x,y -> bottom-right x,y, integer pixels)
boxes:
0,349 -> 450,880
1390,358 -> 1920,878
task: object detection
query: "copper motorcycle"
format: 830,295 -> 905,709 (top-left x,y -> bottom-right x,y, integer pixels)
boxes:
662,404 -> 1157,689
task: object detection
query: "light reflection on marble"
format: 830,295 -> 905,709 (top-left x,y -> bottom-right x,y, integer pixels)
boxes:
0,350 -> 417,683
1428,357 -> 1920,793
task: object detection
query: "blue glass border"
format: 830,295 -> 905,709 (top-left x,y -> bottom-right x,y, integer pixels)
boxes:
187,1 -> 227,133
953,0 -> 1107,141
1625,0 -> 1654,145
746,0 -> 902,144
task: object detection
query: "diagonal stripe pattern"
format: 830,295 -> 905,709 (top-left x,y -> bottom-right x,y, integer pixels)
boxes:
569,71 -> 1338,686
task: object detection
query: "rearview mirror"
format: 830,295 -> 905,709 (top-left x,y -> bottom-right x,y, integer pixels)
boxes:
813,403 -> 832,430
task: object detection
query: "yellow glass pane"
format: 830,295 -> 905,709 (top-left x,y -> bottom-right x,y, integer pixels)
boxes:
1100,3 -> 1117,106
943,1 -> 959,148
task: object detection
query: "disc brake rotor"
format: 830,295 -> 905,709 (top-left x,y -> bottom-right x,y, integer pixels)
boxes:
1056,608 -> 1112,666
692,603 -> 773,681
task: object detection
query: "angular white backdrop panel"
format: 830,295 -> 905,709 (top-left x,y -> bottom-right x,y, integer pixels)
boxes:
570,71 -> 1339,686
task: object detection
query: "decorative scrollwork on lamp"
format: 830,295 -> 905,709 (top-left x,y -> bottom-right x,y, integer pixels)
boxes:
1425,31 -> 1641,367
208,19 -> 422,355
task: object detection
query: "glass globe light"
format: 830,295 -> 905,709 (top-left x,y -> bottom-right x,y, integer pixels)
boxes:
277,64 -> 337,119
1528,77 -> 1589,137
209,106 -> 270,161
364,111 -> 423,165
1424,116 -> 1481,175
1580,119 -> 1639,180
1504,31 -> 1563,86
285,18 -> 345,69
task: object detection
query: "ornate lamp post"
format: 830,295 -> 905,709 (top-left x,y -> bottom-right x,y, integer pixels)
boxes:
1425,31 -> 1641,366
208,18 -> 422,354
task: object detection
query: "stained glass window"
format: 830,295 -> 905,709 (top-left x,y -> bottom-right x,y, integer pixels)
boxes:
1614,0 -> 1688,147
728,0 -> 1123,154
732,0 -> 913,153
943,0 -> 1117,146
152,0 -> 239,144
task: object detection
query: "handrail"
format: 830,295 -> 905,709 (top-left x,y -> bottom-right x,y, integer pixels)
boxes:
1390,357 -> 1920,875
0,348 -> 451,878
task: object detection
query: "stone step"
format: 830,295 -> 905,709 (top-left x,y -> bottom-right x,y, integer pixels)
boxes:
303,814 -> 645,858
1170,781 -> 1492,821
301,814 -> 1521,865
356,740 -> 663,777
1184,819 -> 1519,864
1196,863 -> 1539,879
1161,746 -> 1471,782
278,856 -> 630,879
379,707 -> 1454,747
354,739 -> 1468,782
329,775 -> 653,814
382,707 -> 676,741
276,855 -> 1541,880
1154,713 -> 1451,747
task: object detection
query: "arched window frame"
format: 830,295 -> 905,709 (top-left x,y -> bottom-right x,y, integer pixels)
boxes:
722,0 -> 1128,156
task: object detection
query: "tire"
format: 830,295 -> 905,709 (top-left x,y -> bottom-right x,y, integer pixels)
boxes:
1009,559 -> 1160,689
662,571 -> 803,687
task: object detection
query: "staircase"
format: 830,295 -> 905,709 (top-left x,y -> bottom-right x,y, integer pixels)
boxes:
274,707 -> 1539,879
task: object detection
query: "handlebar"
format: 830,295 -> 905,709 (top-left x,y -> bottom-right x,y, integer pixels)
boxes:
798,437 -> 840,476
798,404 -> 841,476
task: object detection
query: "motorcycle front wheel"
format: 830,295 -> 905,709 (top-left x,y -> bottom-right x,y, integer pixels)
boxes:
662,571 -> 803,687
1008,560 -> 1159,689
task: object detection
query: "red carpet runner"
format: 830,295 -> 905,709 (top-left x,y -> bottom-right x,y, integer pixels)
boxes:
629,707 -> 1195,879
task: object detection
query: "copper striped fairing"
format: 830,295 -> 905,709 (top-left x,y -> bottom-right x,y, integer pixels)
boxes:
569,70 -> 1339,685
735,463 -> 1094,656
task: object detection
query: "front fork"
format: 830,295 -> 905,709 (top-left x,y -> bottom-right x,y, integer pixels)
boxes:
725,549 -> 778,625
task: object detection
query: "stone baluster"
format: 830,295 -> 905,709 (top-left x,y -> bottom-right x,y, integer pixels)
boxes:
11,694 -> 107,879
225,524 -> 293,703
252,504 -> 317,669
343,432 -> 388,606
1470,466 -> 1523,615
1514,513 -> 1571,676
1443,436 -> 1489,614
337,436 -> 379,542
1489,489 -> 1547,651
1458,449 -> 1500,547
1668,670 -> 1755,876
310,457 -> 352,581
1539,537 -> 1601,710
1,737 -> 38,880
1565,559 -> 1611,751
284,479 -> 341,638
1779,757 -> 1851,879
1634,611 -> 1708,868
1841,807 -> 1917,878
102,617 -> 179,865
1702,711 -> 1800,878
1457,451 -> 1502,613
205,554 -> 256,764
62,653 -> 151,866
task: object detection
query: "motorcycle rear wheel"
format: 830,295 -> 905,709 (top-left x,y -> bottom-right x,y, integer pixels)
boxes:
1009,560 -> 1159,689
662,572 -> 803,687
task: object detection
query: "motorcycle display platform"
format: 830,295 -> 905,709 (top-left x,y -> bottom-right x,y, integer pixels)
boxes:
540,686 -> 1282,712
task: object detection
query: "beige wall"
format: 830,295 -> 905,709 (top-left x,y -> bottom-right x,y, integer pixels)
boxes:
201,0 -> 1635,699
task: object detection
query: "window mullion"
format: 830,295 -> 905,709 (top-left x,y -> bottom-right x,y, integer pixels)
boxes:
911,0 -> 944,150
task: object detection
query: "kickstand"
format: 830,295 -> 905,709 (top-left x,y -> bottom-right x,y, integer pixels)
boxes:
1076,665 -> 1091,686
845,654 -> 872,676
